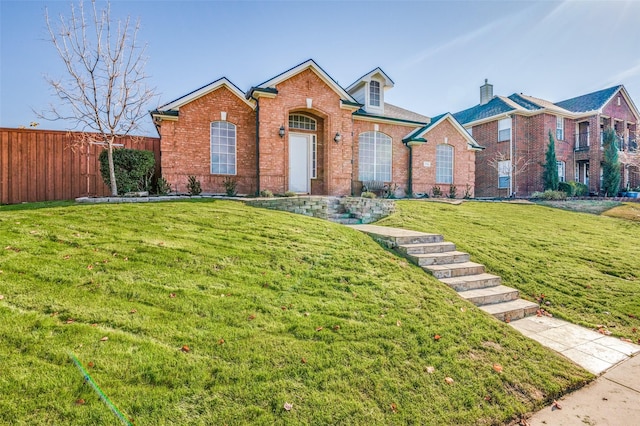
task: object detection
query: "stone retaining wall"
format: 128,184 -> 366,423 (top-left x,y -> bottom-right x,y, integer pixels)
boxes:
245,196 -> 332,219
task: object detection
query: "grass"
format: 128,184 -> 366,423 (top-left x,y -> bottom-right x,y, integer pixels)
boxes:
535,199 -> 621,215
602,202 -> 640,222
0,200 -> 591,425
378,200 -> 640,341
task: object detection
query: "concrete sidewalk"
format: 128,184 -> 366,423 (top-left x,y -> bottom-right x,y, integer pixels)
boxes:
511,316 -> 640,425
528,353 -> 640,425
510,316 -> 639,375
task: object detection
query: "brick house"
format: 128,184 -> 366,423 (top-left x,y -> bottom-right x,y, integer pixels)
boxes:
151,59 -> 482,197
454,81 -> 639,197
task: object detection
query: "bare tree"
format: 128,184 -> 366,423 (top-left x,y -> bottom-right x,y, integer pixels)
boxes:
487,152 -> 533,195
40,0 -> 156,195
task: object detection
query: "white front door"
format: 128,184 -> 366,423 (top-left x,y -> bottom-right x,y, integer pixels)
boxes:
289,134 -> 310,193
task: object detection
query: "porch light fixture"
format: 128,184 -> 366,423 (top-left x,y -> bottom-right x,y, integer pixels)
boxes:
279,125 -> 285,138
334,132 -> 342,143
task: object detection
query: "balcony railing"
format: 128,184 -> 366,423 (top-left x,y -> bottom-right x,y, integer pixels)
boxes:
574,132 -> 590,151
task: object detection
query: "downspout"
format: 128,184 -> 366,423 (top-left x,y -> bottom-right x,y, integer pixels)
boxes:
512,114 -> 516,197
406,143 -> 413,197
250,93 -> 260,196
509,114 -> 514,197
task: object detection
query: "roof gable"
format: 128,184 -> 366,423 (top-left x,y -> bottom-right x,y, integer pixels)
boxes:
252,59 -> 357,103
555,85 -> 622,113
404,113 -> 483,150
346,67 -> 394,92
158,77 -> 254,111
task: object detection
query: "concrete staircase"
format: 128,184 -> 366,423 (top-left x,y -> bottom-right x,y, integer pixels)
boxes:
349,225 -> 539,322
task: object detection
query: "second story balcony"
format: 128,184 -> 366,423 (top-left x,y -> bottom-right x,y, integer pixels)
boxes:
574,132 -> 590,151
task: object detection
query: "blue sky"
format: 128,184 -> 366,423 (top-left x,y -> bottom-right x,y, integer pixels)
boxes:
2,0 -> 640,136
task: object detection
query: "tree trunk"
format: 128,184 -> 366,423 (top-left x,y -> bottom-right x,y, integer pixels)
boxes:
107,142 -> 118,196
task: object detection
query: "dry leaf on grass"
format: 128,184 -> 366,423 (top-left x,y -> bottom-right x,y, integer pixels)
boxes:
75,399 -> 85,405
315,327 -> 323,332
492,363 -> 503,373
218,339 -> 225,345
434,334 -> 441,341
130,309 -> 137,314
283,402 -> 293,411
396,320 -> 402,327
0,295 -> 4,300
169,293 -> 176,298
390,403 -> 398,413
248,314 -> 256,321
181,345 -> 190,352
445,377 -> 454,385
100,336 -> 108,342
425,366 -> 435,374
87,361 -> 95,368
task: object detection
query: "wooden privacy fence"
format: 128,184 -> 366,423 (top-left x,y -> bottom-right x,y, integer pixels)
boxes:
0,128 -> 160,205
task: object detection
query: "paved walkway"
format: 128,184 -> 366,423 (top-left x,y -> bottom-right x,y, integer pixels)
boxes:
511,316 -> 639,374
528,353 -> 640,425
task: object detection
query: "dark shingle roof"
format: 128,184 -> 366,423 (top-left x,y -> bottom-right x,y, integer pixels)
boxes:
507,94 -> 543,110
555,85 -> 621,113
452,97 -> 515,125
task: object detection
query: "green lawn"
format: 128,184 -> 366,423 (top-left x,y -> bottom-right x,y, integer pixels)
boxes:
0,200 -> 591,425
378,200 -> 640,340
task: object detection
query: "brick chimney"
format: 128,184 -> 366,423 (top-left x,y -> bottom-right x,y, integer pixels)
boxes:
480,79 -> 493,105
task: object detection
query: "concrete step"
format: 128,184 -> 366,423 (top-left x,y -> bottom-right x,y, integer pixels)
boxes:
439,273 -> 502,291
424,261 -> 485,279
479,299 -> 539,322
408,251 -> 470,266
395,234 -> 444,245
331,218 -> 362,225
397,241 -> 457,255
458,285 -> 520,306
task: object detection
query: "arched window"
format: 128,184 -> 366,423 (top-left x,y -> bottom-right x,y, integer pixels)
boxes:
369,80 -> 381,107
358,131 -> 392,182
289,114 -> 316,131
436,144 -> 454,184
211,121 -> 236,175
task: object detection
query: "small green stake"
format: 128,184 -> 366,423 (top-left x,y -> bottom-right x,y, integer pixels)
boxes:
69,352 -> 132,426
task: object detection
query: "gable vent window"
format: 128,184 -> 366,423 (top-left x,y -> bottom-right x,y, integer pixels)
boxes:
289,114 -> 316,131
369,80 -> 381,107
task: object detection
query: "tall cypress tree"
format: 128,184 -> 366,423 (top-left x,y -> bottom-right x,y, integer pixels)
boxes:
602,128 -> 621,196
543,131 -> 559,191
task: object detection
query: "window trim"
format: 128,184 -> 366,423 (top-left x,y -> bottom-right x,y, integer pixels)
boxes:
557,160 -> 565,182
358,131 -> 392,182
210,121 -> 237,176
556,116 -> 564,141
435,144 -> 454,184
498,159 -> 511,189
289,114 -> 317,131
369,80 -> 381,107
498,118 -> 511,142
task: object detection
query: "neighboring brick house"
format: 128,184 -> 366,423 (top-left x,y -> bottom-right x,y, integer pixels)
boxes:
151,59 -> 482,197
454,81 -> 639,197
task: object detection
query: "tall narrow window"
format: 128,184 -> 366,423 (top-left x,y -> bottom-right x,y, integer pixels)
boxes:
311,135 -> 317,179
557,161 -> 565,182
556,116 -> 564,141
498,160 -> 511,189
436,144 -> 454,184
211,121 -> 236,175
498,118 -> 511,142
369,80 -> 381,107
358,131 -> 392,182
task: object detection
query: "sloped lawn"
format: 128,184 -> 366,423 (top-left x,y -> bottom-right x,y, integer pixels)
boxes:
0,200 -> 591,425
378,200 -> 640,341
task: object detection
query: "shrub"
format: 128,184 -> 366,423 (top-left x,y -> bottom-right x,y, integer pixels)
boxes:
259,189 -> 274,198
558,181 -> 573,197
155,176 -> 172,195
432,186 -> 442,198
222,176 -> 237,197
570,181 -> 589,196
99,148 -> 155,195
187,175 -> 202,196
283,191 -> 296,197
448,185 -> 457,199
463,184 -> 473,199
531,190 -> 567,200
361,191 -> 376,199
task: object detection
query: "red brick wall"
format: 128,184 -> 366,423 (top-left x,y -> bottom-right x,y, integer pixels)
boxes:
472,119 -> 509,197
412,118 -> 476,197
158,86 -> 256,194
257,69 -> 355,195
602,94 -> 637,122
